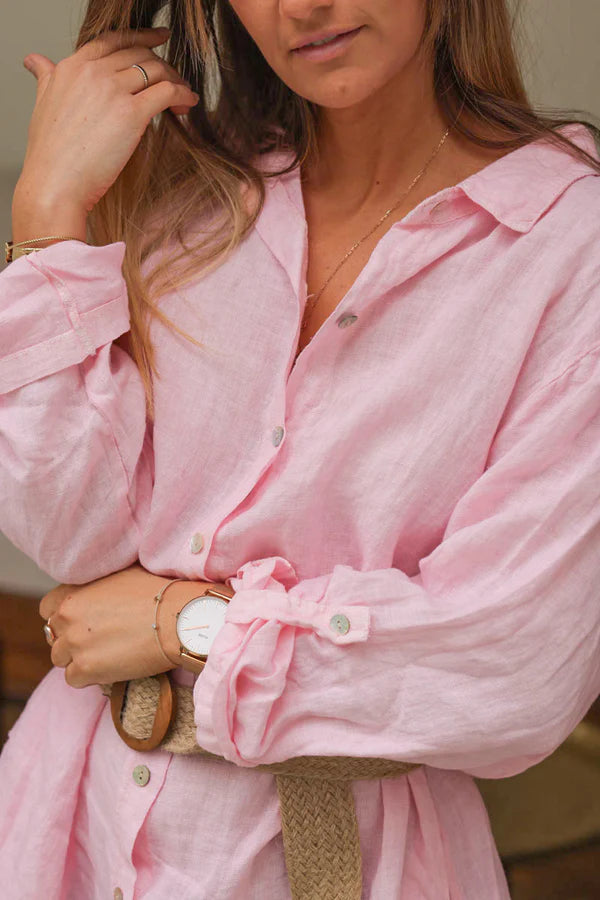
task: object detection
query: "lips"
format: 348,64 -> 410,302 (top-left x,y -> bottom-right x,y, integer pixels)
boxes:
292,26 -> 361,52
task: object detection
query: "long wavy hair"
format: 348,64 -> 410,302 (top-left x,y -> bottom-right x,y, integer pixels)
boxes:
75,0 -> 600,421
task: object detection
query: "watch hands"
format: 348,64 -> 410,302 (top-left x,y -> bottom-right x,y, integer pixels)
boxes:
182,625 -> 210,630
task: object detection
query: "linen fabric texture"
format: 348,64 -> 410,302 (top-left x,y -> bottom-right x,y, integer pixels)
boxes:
0,122 -> 600,899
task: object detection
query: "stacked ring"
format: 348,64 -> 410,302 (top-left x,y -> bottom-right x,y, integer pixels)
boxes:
131,63 -> 149,89
43,618 -> 56,646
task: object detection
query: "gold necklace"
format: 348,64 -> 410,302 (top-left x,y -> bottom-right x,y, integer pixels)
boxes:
300,125 -> 451,335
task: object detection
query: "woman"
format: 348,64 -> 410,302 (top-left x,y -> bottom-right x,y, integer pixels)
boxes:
1,0 -> 600,897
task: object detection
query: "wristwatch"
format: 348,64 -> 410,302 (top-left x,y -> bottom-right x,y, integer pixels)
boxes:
175,584 -> 234,673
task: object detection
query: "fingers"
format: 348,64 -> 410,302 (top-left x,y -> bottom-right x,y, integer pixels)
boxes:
107,46 -> 193,89
82,27 -> 198,113
23,27 -> 170,83
50,636 -> 71,669
23,53 -> 54,77
116,55 -> 193,97
44,600 -> 80,684
133,79 -> 200,117
44,605 -> 87,687
64,660 -> 90,689
39,584 -> 73,620
105,44 -> 178,72
23,26 -> 198,123
22,53 -> 56,100
22,27 -> 172,95
77,25 -> 172,61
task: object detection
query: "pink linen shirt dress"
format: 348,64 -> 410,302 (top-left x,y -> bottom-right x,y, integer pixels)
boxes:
0,121 -> 600,900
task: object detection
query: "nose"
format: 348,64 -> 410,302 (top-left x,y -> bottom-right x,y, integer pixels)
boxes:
279,0 -> 334,20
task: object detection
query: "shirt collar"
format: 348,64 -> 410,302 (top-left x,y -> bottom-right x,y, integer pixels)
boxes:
455,122 -> 599,233
258,122 -> 599,235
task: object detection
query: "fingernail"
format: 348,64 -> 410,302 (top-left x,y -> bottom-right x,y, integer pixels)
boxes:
23,57 -> 31,70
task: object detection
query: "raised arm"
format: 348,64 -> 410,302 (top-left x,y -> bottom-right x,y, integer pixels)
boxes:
0,23 -> 203,583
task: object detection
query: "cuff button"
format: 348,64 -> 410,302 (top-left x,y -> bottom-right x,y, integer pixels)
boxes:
329,613 -> 350,635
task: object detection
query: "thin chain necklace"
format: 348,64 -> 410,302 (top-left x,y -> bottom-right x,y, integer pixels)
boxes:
299,125 -> 451,336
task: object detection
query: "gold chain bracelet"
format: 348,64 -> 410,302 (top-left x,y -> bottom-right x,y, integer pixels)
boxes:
152,578 -> 186,667
5,235 -> 86,264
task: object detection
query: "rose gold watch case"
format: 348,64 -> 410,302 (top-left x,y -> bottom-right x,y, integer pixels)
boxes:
176,585 -> 232,672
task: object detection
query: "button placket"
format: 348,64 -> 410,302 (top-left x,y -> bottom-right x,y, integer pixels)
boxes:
112,747 -> 172,900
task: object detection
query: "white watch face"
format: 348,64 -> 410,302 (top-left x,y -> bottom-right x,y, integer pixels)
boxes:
176,595 -> 228,657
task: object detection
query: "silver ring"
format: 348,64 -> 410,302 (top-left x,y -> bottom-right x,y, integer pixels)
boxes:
43,617 -> 56,646
131,63 -> 149,90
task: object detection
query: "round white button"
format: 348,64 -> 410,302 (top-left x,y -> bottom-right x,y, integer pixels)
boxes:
329,614 -> 350,635
272,425 -> 285,447
113,889 -> 124,900
132,764 -> 150,787
190,532 -> 204,553
336,314 -> 358,328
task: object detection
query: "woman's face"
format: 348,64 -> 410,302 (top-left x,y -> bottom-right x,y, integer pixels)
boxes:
227,0 -> 430,109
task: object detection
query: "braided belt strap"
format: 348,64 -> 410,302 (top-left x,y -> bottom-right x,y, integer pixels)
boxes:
100,677 -> 421,900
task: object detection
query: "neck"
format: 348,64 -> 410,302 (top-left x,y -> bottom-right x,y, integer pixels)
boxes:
302,55 -> 459,214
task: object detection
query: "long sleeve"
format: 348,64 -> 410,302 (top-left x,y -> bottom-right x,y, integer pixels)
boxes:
193,343 -> 600,778
0,240 -> 152,583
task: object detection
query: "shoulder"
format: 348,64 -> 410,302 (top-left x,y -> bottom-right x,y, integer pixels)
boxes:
546,166 -> 600,224
538,167 -> 600,293
510,170 -> 600,400
533,123 -> 600,241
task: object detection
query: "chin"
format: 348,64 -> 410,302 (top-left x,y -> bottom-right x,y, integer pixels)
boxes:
289,72 -> 384,110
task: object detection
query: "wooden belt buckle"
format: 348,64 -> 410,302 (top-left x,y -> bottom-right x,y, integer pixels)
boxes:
110,672 -> 177,751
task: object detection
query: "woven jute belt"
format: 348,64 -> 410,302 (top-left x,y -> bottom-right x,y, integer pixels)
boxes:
100,674 -> 421,900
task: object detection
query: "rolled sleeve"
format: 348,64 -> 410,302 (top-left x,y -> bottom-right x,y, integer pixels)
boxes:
0,240 -> 130,394
194,347 -> 600,774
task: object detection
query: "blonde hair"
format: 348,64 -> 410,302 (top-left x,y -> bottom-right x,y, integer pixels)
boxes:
76,0 -> 600,421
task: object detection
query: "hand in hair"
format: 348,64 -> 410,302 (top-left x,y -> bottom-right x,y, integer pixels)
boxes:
16,26 -> 199,220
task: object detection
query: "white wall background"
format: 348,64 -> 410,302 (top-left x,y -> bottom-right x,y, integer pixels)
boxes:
1,1 -> 599,594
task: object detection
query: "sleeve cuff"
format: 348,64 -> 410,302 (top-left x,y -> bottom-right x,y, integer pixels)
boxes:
193,556 -> 370,765
225,554 -> 369,644
0,240 -> 130,394
224,589 -> 370,645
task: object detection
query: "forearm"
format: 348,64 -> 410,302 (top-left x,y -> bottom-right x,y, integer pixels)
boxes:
39,564 -> 236,688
